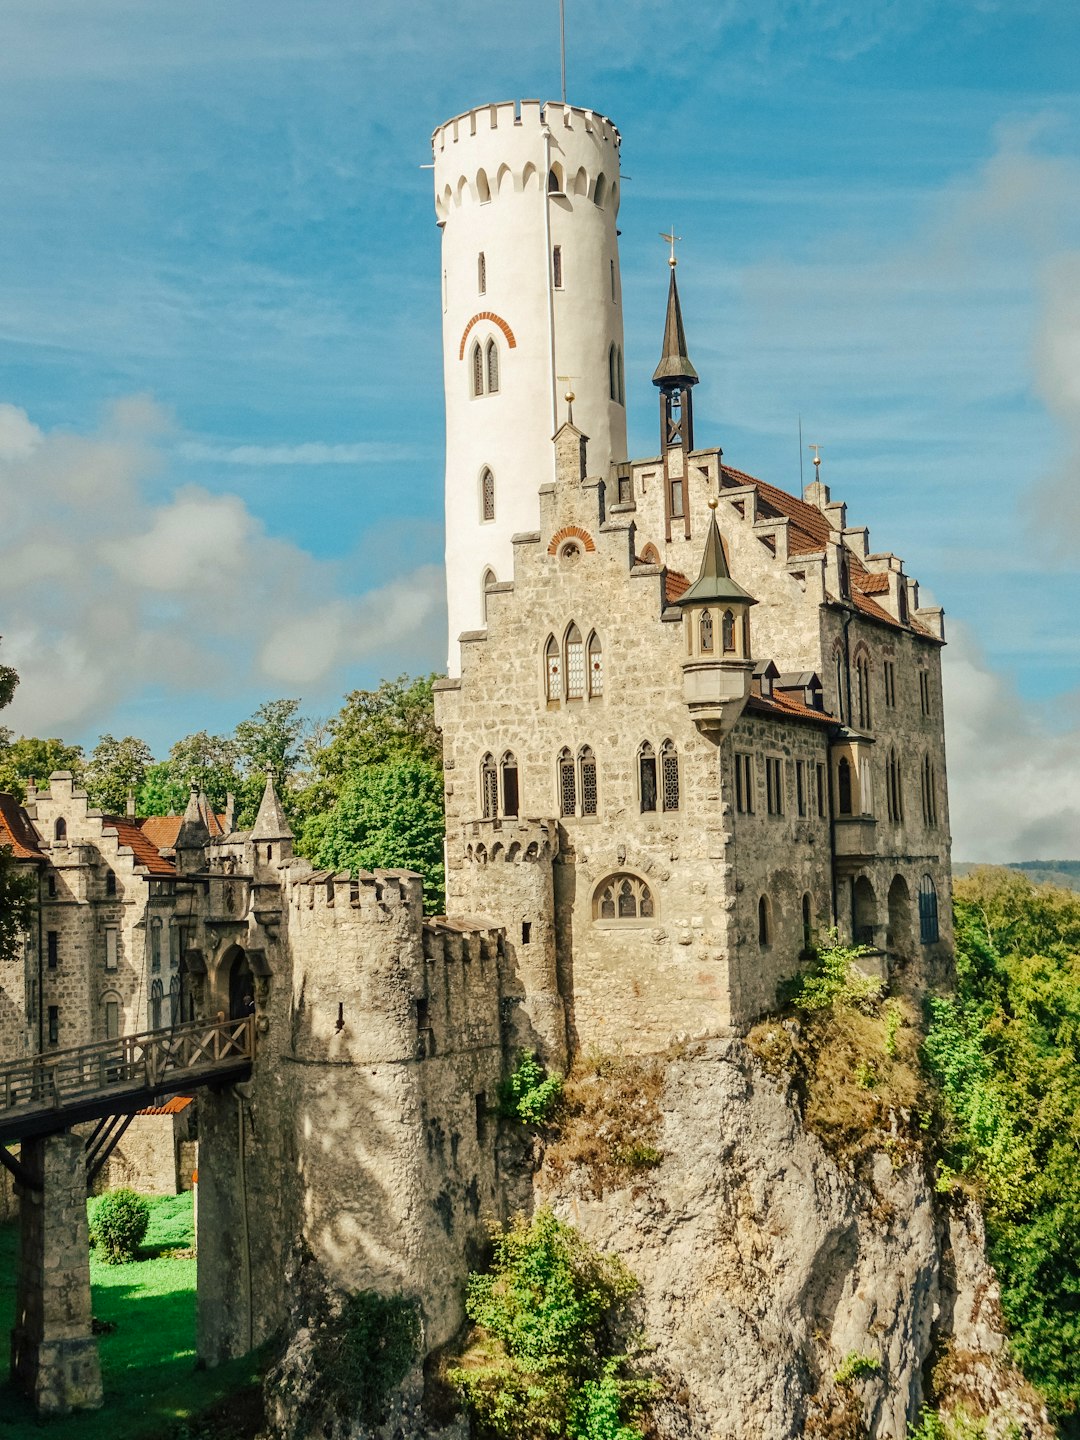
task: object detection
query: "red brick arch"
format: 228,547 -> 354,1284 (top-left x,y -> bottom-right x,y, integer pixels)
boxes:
547,525 -> 596,556
458,311 -> 517,359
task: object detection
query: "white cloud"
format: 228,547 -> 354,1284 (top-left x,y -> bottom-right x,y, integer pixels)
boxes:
0,400 -> 444,738
177,440 -> 419,466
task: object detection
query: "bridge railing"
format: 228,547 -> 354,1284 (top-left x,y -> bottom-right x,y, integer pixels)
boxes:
0,1016 -> 255,1119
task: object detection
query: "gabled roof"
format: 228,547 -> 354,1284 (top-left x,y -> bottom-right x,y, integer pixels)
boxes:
0,794 -> 43,860
139,808 -> 227,852
102,817 -> 177,877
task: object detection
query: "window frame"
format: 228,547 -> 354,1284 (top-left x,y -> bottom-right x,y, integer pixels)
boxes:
592,872 -> 656,926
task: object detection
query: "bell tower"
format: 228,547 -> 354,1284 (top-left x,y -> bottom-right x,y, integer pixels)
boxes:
652,246 -> 699,542
432,101 -> 628,673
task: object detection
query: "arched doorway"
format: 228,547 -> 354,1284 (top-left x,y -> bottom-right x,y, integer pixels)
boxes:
853,876 -> 877,949
225,947 -> 255,1022
887,875 -> 913,962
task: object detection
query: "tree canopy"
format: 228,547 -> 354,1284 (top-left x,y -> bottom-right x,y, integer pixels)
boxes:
0,641 -> 35,962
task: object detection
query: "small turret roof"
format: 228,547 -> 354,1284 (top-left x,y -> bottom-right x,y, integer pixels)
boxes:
175,783 -> 211,851
674,507 -> 756,607
652,266 -> 699,388
250,765 -> 293,841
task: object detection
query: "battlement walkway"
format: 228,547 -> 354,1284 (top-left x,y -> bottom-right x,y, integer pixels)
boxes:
0,1016 -> 254,1149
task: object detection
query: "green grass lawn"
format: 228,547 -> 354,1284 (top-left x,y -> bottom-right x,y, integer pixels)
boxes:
0,1193 -> 267,1440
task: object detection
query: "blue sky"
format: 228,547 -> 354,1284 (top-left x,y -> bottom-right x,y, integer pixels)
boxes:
1,1 -> 1078,859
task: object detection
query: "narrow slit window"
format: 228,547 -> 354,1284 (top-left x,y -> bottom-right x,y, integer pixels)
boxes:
639,743 -> 657,813
478,251 -> 486,294
670,477 -> 684,519
552,245 -> 563,288
481,467 -> 495,521
501,753 -> 519,818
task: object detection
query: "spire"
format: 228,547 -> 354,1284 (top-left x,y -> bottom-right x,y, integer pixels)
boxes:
652,266 -> 698,389
175,782 -> 211,858
250,763 -> 293,841
675,502 -> 756,607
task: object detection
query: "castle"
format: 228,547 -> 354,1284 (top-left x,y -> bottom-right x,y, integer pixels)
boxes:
1,97 -> 952,1415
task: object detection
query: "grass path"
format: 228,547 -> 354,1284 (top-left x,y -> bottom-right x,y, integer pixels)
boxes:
0,1193 -> 266,1440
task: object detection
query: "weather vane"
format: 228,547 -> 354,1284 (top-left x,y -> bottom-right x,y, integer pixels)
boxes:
659,227 -> 682,267
808,443 -> 822,472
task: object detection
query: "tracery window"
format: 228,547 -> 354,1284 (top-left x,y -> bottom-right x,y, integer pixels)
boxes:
471,341 -> 484,397
921,754 -> 938,827
919,875 -> 939,944
722,609 -> 735,654
481,468 -> 495,521
639,742 -> 657,813
565,624 -> 585,699
486,339 -> 499,394
593,873 -> 654,923
501,752 -> 519,818
587,632 -> 604,697
558,748 -> 576,817
661,740 -> 679,812
579,746 -> 597,817
855,653 -> 872,729
481,753 -> 498,819
699,610 -> 714,652
545,636 -> 562,702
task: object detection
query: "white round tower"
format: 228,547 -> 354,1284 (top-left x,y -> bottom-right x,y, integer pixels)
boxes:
432,100 -> 628,673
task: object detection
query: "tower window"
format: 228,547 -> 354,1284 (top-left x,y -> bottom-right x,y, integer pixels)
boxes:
552,245 -> 563,289
887,748 -> 904,823
481,753 -> 498,819
481,467 -> 495,522
486,339 -> 499,394
47,930 -> 59,969
151,917 -> 162,972
617,471 -> 632,504
48,1006 -> 59,1045
105,869 -> 117,896
47,874 -> 57,897
150,979 -> 163,1031
919,670 -> 932,716
545,636 -> 562,702
699,611 -> 714,652
609,344 -> 617,402
661,741 -> 679,812
579,747 -> 598,816
565,624 -> 585,699
855,653 -> 872,729
558,749 -> 576,817
921,754 -> 938,827
105,999 -> 120,1041
105,927 -> 118,972
670,477 -> 684,519
587,632 -> 603,697
765,757 -> 784,816
478,251 -> 486,294
617,347 -> 624,405
758,895 -> 772,946
884,660 -> 896,709
481,567 -> 496,623
548,167 -> 562,194
639,742 -> 657,813
816,763 -> 827,818
54,818 -> 67,841
501,753 -> 519,818
722,609 -> 735,654
796,760 -> 806,817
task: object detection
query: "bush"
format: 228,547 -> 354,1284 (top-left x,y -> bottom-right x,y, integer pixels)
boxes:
497,1050 -> 563,1126
313,1289 -> 420,1425
784,931 -> 883,1013
89,1187 -> 150,1263
448,1209 -> 657,1439
834,1351 -> 880,1387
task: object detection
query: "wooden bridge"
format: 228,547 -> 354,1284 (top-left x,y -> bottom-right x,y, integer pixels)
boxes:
0,1016 -> 255,1182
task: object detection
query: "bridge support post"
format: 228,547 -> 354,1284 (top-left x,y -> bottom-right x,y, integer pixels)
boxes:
10,1132 -> 103,1415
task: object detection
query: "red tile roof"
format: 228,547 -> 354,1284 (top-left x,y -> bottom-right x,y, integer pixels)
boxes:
665,569 -> 690,603
137,1095 -> 193,1116
139,808 -> 227,851
102,816 -> 176,876
854,572 -> 890,594
0,794 -> 42,860
747,691 -> 839,727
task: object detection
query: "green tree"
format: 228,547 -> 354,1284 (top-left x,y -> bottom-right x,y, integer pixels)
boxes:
0,643 -> 34,962
0,735 -> 85,803
0,636 -> 17,713
137,730 -> 241,816
232,698 -> 306,828
136,760 -> 187,817
303,753 -> 445,913
311,674 -> 442,791
84,734 -> 155,814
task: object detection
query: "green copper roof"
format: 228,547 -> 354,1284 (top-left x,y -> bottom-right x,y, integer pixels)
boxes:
652,267 -> 699,388
675,510 -> 756,607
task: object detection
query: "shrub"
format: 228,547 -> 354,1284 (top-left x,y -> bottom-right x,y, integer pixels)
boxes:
448,1209 -> 657,1439
834,1351 -> 879,1387
498,1050 -> 563,1126
89,1187 -> 150,1263
785,931 -> 883,1013
313,1289 -> 420,1425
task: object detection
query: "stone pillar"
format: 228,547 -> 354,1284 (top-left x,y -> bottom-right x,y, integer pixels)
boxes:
10,1132 -> 102,1415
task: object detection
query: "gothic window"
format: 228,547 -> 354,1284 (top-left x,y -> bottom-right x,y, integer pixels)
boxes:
884,660 -> 896,709
887,749 -> 904,823
734,752 -> 754,814
758,895 -> 772,946
471,341 -> 484,397
766,757 -> 784,816
837,757 -> 853,816
169,975 -> 181,1027
609,344 -> 618,402
834,650 -> 846,722
481,467 -> 495,521
548,167 -> 561,193
54,818 -> 66,841
105,869 -> 117,896
565,624 -> 585,699
855,653 -> 872,729
150,978 -> 164,1031
481,567 -> 496,623
617,348 -> 625,406
579,747 -> 598,816
558,748 -> 576,817
661,740 -> 679,812
553,245 -> 563,288
481,754 -> 498,819
486,339 -> 499,394
593,172 -> 607,207
919,875 -> 939,944
921,755 -> 938,827
639,742 -> 657,813
919,670 -> 931,716
501,753 -> 519,818
722,609 -> 735,654
593,873 -> 653,923
587,632 -> 604,697
545,636 -> 562,702
478,251 -> 486,294
105,998 -> 120,1041
699,610 -> 714,652
150,918 -> 162,972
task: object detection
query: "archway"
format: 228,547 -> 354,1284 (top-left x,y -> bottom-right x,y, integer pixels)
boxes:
887,875 -> 913,962
853,876 -> 877,949
224,946 -> 255,1021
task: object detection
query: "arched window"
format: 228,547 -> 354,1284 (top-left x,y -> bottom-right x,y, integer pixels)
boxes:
617,347 -> 625,405
169,975 -> 181,1028
565,624 -> 585,699
545,636 -> 562,702
481,753 -> 498,819
639,742 -> 657,813
477,170 -> 491,204
486,339 -> 499,394
150,917 -> 162,972
104,996 -> 120,1041
54,818 -> 66,841
609,344 -> 618,402
478,251 -> 486,293
579,746 -> 598,816
919,875 -> 939,944
837,757 -> 853,816
558,748 -> 576,817
802,893 -> 814,955
594,172 -> 607,207
758,895 -> 772,946
722,609 -> 735,654
887,748 -> 904,823
700,610 -> 714,652
661,740 -> 679,812
481,467 -> 495,522
587,632 -> 604,697
834,650 -> 846,721
855,653 -> 872,729
481,567 -> 496,623
105,869 -> 117,896
593,873 -> 653,922
150,978 -> 164,1031
471,341 -> 484,397
501,752 -> 519,818
548,166 -> 562,193
921,755 -> 938,827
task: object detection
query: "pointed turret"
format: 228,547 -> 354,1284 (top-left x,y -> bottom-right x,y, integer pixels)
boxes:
652,266 -> 698,389
175,783 -> 211,874
676,500 -> 756,737
675,506 -> 756,608
250,764 -> 293,842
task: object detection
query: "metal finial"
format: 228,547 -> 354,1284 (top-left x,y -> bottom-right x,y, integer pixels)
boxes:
708,497 -> 719,511
808,443 -> 822,472
660,226 -> 682,267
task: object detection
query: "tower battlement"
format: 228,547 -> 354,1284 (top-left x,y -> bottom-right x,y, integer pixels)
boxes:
462,817 -> 559,864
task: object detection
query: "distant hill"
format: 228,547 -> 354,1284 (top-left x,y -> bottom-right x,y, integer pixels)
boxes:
954,860 -> 1080,892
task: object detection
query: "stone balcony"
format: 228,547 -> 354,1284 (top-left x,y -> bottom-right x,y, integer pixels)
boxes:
833,815 -> 877,871
681,658 -> 753,735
